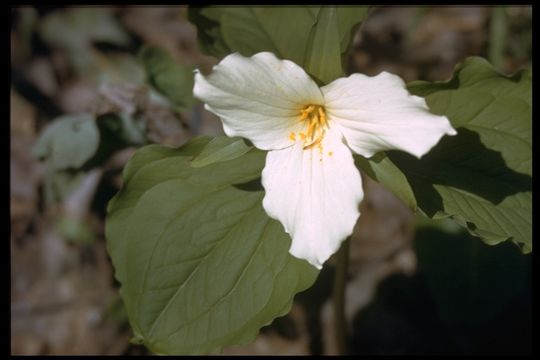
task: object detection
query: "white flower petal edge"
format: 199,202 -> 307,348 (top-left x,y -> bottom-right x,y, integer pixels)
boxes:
322,72 -> 457,158
193,52 -> 324,151
262,129 -> 363,269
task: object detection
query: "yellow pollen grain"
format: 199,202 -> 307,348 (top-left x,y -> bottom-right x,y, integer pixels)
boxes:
289,132 -> 296,141
328,151 -> 333,157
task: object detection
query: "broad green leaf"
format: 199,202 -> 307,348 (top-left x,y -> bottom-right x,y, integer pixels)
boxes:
251,7 -> 318,66
188,6 -> 370,84
188,7 -> 312,63
389,57 -> 531,252
355,152 -> 417,210
33,114 -> 99,170
186,7 -> 237,58
139,46 -> 195,110
106,138 -> 319,354
304,6 -> 343,84
189,136 -> 252,168
107,139 -> 211,284
335,7 -> 370,57
306,6 -> 370,83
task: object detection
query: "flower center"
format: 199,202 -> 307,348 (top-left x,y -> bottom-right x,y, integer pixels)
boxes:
295,104 -> 328,150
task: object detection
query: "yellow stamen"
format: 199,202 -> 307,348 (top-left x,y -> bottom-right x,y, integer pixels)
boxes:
303,136 -> 323,150
297,104 -> 328,150
318,108 -> 326,125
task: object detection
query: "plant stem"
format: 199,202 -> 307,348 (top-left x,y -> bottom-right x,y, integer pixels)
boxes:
489,6 -> 508,71
333,238 -> 350,355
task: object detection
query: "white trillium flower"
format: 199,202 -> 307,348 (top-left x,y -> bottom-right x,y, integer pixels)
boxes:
193,51 -> 456,269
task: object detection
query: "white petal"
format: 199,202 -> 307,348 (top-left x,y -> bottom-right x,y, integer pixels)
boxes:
193,52 -> 324,150
261,129 -> 363,269
321,71 -> 457,158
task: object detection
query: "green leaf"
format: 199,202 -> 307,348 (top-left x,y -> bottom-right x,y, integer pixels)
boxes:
251,7 -> 319,67
35,113 -> 149,204
355,152 -> 417,210
186,7 -> 235,58
188,6 -> 370,84
304,6 -> 343,84
106,137 -> 319,354
390,57 -> 531,253
33,114 -> 100,170
335,7 -> 370,57
190,136 -> 252,168
305,6 -> 369,82
139,46 -> 195,110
